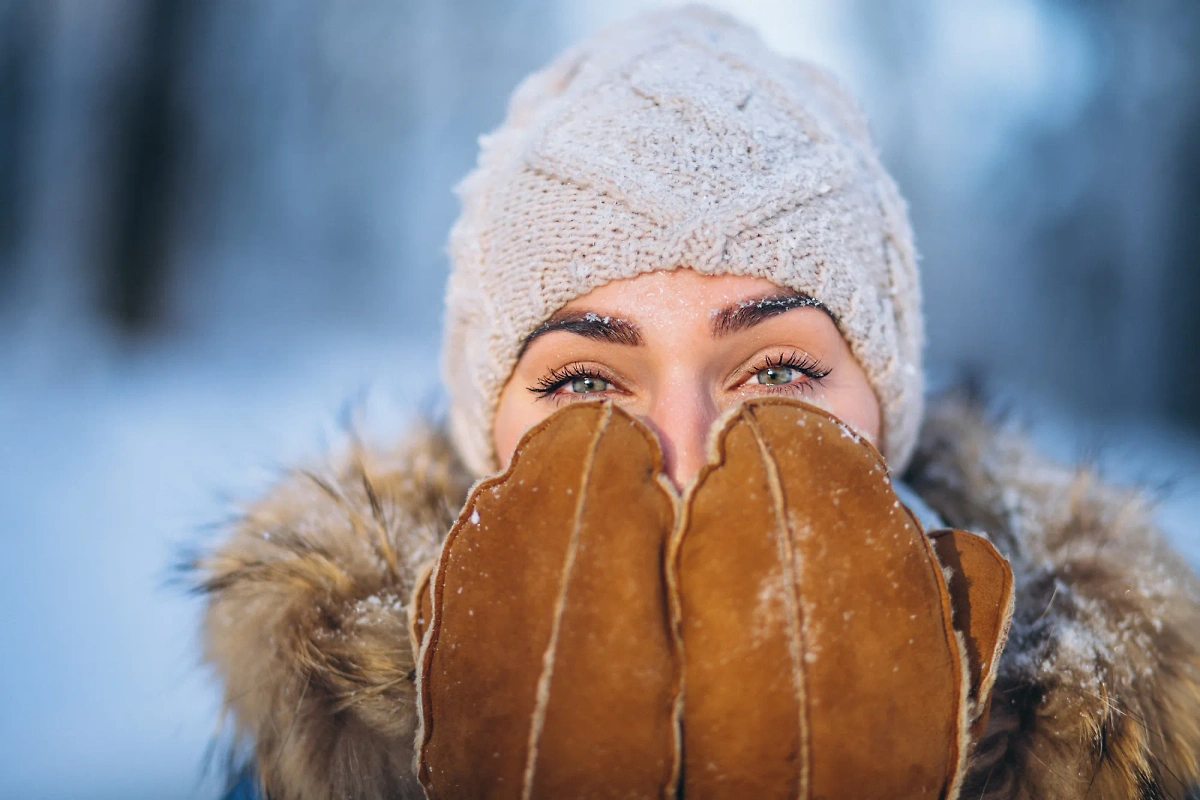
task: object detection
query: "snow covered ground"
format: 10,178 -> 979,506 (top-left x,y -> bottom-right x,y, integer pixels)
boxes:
0,331 -> 1197,800
0,329 -> 440,800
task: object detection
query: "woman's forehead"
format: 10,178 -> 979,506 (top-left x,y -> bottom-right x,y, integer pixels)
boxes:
562,269 -> 786,310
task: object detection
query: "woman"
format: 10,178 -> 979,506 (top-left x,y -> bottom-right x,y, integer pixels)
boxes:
198,7 -> 1200,799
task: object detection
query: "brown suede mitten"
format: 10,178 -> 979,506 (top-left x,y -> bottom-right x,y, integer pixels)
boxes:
927,527 -> 1014,739
414,402 -> 681,800
413,398 -> 1013,799
671,397 -> 1013,799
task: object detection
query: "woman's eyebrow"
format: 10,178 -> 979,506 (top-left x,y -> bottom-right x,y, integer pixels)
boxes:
518,310 -> 643,357
710,292 -> 825,337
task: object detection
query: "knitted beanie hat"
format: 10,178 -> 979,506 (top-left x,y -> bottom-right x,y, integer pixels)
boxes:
442,5 -> 924,477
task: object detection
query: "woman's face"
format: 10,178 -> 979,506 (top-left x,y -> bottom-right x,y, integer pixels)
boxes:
493,269 -> 881,489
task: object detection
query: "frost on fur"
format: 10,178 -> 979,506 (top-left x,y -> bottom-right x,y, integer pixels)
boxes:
188,427 -> 470,800
906,396 -> 1200,799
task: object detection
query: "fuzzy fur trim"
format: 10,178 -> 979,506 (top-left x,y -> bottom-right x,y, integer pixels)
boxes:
905,396 -> 1200,799
190,426 -> 471,800
190,397 -> 1200,799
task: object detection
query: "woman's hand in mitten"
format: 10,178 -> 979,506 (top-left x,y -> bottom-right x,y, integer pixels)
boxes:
413,402 -> 682,800
672,398 -> 1013,800
412,398 -> 1014,800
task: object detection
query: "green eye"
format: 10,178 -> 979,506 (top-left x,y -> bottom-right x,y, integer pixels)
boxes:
755,366 -> 798,386
568,376 -> 611,393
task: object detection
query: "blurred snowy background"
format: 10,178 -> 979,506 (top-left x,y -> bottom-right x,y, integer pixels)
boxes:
1,1 -> 1199,797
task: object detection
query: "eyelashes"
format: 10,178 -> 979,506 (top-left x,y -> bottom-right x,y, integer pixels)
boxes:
526,351 -> 833,399
527,363 -> 614,397
757,350 -> 832,381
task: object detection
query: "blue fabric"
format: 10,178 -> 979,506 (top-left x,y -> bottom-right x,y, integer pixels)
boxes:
223,771 -> 264,800
893,478 -> 945,531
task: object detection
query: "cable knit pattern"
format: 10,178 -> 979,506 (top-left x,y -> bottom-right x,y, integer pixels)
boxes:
443,4 -> 924,476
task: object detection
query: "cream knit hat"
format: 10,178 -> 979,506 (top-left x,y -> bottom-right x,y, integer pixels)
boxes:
442,5 -> 924,477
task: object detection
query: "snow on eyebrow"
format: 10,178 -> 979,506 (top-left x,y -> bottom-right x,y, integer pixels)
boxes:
708,292 -> 826,337
518,309 -> 642,355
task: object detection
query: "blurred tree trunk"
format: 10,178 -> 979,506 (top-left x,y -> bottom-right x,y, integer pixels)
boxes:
102,0 -> 193,335
1165,105 -> 1200,428
1029,2 -> 1200,429
0,0 -> 41,291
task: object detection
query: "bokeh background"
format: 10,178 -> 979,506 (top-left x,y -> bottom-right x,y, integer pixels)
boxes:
2,1 -> 1199,797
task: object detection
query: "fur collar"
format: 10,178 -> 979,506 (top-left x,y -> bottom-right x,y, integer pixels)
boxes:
192,397 -> 1200,800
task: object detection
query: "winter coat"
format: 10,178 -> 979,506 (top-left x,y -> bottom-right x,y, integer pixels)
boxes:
194,396 -> 1200,800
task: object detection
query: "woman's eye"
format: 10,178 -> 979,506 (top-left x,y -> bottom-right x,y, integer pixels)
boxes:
528,365 -> 619,399
566,375 -> 611,393
754,366 -> 799,386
